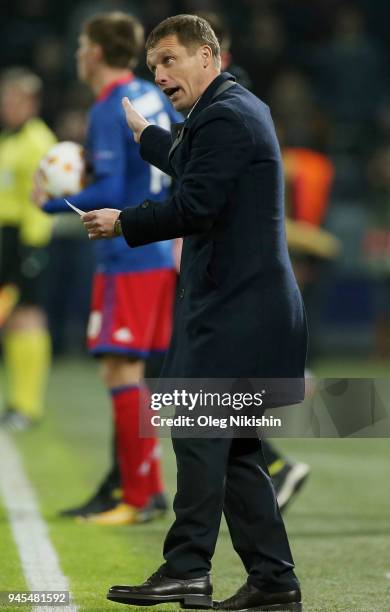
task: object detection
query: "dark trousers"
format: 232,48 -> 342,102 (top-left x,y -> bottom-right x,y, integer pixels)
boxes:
161,435 -> 299,591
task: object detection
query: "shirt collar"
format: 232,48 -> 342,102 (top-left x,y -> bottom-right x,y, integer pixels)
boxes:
97,73 -> 134,102
186,97 -> 201,119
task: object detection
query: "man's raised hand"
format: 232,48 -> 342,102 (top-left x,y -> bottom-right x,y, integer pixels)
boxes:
122,97 -> 150,143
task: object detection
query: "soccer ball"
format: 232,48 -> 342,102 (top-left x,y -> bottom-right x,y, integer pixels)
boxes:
39,141 -> 86,198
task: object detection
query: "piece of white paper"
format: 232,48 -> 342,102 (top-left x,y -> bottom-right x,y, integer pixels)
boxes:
64,199 -> 84,216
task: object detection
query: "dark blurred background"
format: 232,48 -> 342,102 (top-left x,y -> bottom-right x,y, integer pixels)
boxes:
1,0 -> 390,360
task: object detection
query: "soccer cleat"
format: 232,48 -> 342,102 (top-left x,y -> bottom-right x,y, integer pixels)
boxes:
77,493 -> 169,526
59,489 -> 121,518
136,492 -> 169,523
77,502 -> 139,525
0,408 -> 35,432
59,466 -> 122,518
271,461 -> 310,512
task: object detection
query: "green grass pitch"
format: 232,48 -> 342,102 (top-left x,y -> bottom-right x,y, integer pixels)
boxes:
0,358 -> 390,611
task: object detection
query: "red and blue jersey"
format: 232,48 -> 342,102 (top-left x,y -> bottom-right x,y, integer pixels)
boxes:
89,75 -> 178,273
44,74 -> 181,274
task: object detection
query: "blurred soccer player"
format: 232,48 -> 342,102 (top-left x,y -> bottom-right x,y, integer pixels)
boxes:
0,68 -> 56,431
33,12 -> 180,524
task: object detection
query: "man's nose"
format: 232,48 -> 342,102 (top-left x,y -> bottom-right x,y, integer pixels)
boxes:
155,66 -> 168,86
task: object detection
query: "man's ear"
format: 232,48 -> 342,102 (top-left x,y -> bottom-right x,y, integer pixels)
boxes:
199,45 -> 213,68
93,43 -> 104,63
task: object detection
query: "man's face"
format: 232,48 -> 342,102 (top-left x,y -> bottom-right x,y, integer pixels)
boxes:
147,35 -> 215,112
76,34 -> 99,83
0,84 -> 37,128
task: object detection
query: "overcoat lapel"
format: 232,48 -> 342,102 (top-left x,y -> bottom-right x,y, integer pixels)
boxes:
168,121 -> 186,161
167,74 -> 236,164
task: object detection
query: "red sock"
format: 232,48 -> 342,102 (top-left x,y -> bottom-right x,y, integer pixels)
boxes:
111,385 -> 163,508
148,440 -> 164,496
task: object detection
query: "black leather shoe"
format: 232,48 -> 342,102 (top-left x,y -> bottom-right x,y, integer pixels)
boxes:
107,570 -> 213,609
214,582 -> 302,611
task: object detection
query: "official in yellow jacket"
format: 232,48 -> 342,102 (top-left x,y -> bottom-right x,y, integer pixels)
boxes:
0,67 -> 56,430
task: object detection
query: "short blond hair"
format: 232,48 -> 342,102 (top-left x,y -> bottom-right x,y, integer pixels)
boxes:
0,67 -> 42,96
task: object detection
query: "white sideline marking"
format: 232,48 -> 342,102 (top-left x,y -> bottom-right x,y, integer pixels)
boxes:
0,431 -> 78,611
385,572 -> 390,579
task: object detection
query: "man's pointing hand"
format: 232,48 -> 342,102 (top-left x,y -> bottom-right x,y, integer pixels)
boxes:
122,97 -> 150,143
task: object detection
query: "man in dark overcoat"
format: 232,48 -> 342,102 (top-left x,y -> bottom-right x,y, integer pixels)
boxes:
83,14 -> 306,611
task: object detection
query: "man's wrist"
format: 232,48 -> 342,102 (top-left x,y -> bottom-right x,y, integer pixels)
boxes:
114,214 -> 122,236
139,123 -> 151,142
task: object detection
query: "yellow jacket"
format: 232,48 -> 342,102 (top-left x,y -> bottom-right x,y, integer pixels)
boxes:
0,117 -> 56,246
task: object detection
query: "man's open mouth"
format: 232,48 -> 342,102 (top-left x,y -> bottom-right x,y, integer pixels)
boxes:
164,87 -> 180,99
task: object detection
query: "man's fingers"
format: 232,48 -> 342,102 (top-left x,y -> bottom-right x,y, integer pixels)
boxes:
122,96 -> 133,112
85,224 -> 102,239
122,97 -> 147,125
122,97 -> 136,123
122,96 -> 141,116
87,229 -> 108,240
83,219 -> 93,228
84,219 -> 107,237
82,208 -> 119,240
83,211 -> 97,222
83,216 -> 98,226
84,223 -> 97,232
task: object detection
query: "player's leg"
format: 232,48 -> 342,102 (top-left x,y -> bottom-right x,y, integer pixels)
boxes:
84,354 -> 166,525
109,267 -> 175,523
61,353 -> 170,518
0,284 -> 20,328
1,306 -> 51,429
59,431 -> 121,518
59,356 -> 158,522
262,439 -> 310,512
63,269 -> 173,523
0,227 -> 51,430
58,271 -> 123,518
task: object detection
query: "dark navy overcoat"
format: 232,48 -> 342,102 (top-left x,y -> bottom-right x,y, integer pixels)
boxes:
120,73 -> 307,401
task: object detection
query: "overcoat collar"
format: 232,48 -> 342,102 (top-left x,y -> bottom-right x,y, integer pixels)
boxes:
185,71 -> 236,128
168,72 -> 236,161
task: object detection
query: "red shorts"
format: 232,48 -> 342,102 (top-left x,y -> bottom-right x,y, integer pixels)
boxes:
87,269 -> 176,358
